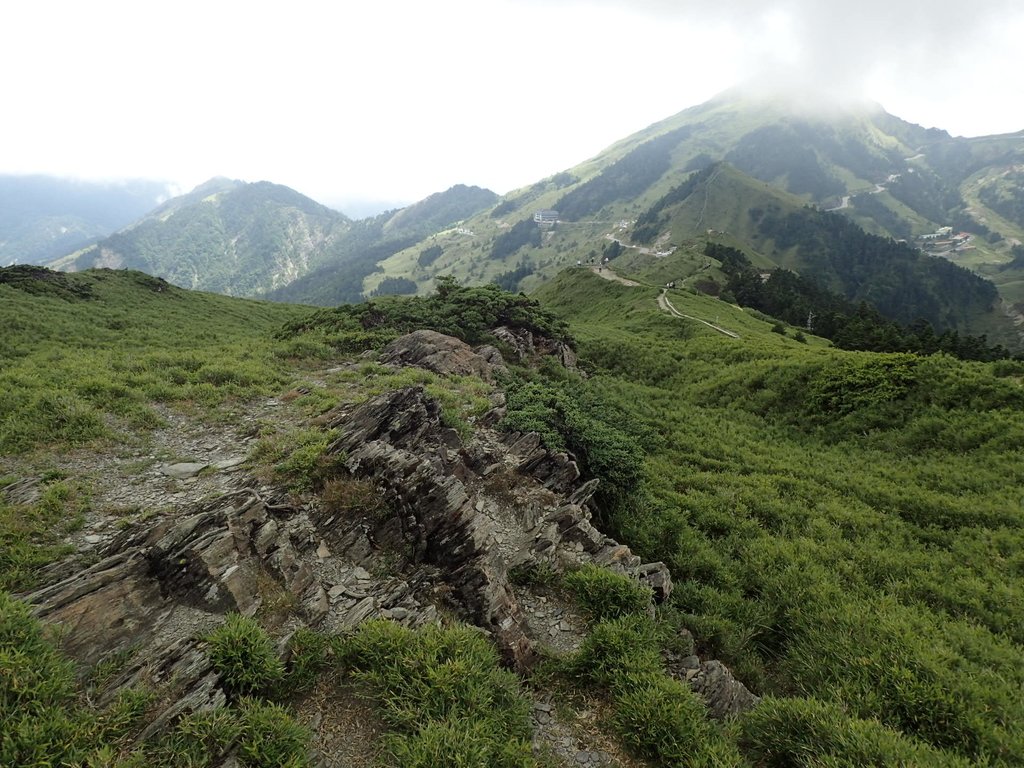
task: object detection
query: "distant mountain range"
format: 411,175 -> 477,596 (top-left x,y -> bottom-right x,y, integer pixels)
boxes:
24,88 -> 1024,348
52,178 -> 353,296
52,180 -> 497,298
0,175 -> 170,266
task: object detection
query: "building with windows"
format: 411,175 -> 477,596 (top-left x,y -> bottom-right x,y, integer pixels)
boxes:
533,209 -> 559,224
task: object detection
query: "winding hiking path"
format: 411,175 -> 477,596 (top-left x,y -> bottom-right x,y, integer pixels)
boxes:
659,290 -> 740,338
588,264 -> 740,338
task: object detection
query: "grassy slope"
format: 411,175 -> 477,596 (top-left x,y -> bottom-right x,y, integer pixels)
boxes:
534,269 -> 1024,764
5,268 -> 1024,763
0,269 -> 313,455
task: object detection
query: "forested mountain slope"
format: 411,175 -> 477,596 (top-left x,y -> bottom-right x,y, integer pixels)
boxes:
53,178 -> 354,296
367,91 -> 1022,348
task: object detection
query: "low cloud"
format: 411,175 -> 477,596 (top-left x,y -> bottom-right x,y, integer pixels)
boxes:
538,0 -> 1022,117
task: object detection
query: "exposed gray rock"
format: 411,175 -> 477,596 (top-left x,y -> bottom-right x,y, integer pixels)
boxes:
687,659 -> 760,719
492,325 -> 578,371
14,328 -> 754,757
378,329 -> 500,381
637,561 -> 673,603
474,344 -> 508,375
160,462 -> 208,479
211,457 -> 246,470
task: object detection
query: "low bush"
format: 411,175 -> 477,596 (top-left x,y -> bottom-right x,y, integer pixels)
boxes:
502,378 -> 647,507
236,698 -> 311,768
251,427 -> 343,493
0,592 -> 146,766
148,700 -> 310,768
564,564 -> 652,622
739,696 -> 972,767
569,614 -> 661,688
282,627 -> 338,694
612,671 -> 741,766
384,719 -> 536,768
149,708 -> 242,767
206,614 -> 284,700
567,614 -> 738,765
339,620 -> 537,766
0,479 -> 86,590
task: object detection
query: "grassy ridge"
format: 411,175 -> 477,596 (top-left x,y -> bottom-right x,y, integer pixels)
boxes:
536,270 -> 1024,763
5,268 -> 1024,763
0,268 -> 312,454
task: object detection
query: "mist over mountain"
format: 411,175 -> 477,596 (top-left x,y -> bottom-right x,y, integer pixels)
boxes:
0,175 -> 170,266
361,89 -> 1022,347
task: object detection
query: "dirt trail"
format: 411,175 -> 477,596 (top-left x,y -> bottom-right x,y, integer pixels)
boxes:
587,264 -> 739,339
659,290 -> 740,338
588,265 -> 640,286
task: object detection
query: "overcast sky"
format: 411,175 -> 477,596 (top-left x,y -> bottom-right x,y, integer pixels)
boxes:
2,0 -> 1022,211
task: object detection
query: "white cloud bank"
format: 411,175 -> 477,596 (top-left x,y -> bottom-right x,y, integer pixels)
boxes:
1,0 -> 1021,206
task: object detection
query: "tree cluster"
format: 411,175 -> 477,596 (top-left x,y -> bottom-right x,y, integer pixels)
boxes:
706,242 -> 1012,361
754,207 -> 999,330
554,125 -> 692,221
490,218 -> 541,260
281,275 -> 571,347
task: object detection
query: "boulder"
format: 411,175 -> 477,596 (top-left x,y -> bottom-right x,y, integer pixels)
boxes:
379,330 -> 500,381
687,660 -> 760,719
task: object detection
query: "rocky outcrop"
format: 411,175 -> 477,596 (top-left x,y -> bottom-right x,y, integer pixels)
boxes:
686,660 -> 761,719
325,384 -> 669,669
492,325 -> 578,370
20,484 -> 434,729
16,328 -> 756,760
378,329 -> 506,381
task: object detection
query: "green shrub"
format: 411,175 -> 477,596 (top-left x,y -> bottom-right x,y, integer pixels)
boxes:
278,277 -> 570,347
150,708 -> 242,768
1,591 -> 80,765
564,564 -> 652,622
385,718 -> 536,768
566,614 -> 736,765
0,592 -> 146,766
569,614 -> 661,688
612,671 -> 741,767
501,378 -> 647,506
508,561 -> 558,588
206,614 -> 284,699
148,701 -> 310,768
808,354 -> 918,419
252,427 -> 343,493
236,698 -> 310,768
0,479 -> 86,590
339,620 -> 536,766
0,389 -> 108,454
778,597 -> 1013,759
739,696 -> 972,767
282,627 -> 336,694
